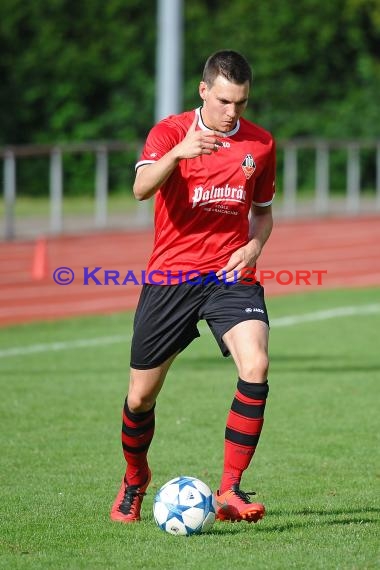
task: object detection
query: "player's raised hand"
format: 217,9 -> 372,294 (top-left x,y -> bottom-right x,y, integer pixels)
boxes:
187,112 -> 199,133
175,112 -> 222,159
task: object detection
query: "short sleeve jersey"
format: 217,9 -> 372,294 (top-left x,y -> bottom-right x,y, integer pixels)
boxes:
136,107 -> 275,275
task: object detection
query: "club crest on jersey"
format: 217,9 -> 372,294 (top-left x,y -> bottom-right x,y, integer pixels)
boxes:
241,154 -> 256,179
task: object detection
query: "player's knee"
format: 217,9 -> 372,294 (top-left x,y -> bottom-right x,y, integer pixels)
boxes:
127,393 -> 156,414
239,352 -> 269,382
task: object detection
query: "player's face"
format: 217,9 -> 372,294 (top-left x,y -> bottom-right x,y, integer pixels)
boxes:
199,75 -> 249,133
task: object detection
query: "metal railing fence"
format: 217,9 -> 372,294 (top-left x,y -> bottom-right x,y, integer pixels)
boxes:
2,138 -> 380,240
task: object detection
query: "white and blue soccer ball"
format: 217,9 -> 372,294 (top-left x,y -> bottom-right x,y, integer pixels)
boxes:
153,476 -> 216,536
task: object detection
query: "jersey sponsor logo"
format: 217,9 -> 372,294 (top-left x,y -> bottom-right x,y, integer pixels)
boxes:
241,153 -> 256,179
192,184 -> 247,208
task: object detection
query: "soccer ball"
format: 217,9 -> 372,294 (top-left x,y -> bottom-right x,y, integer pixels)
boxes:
153,476 -> 216,536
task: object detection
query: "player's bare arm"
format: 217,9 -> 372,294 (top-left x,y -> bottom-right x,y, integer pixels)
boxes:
216,205 -> 273,281
133,114 -> 222,201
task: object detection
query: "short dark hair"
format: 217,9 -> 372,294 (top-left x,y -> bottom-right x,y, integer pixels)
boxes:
202,50 -> 253,87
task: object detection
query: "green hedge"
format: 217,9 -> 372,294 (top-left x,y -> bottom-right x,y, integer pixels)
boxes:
1,0 -> 379,195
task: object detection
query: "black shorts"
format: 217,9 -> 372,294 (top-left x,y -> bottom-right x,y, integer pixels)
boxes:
130,278 -> 269,369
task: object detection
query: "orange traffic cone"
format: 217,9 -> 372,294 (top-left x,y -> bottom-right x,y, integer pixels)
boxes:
32,236 -> 48,281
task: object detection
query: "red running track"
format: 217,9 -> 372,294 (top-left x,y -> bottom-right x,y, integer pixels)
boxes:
0,216 -> 379,327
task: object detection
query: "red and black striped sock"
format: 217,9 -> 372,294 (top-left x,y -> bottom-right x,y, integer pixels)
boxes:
121,399 -> 155,486
219,378 -> 269,493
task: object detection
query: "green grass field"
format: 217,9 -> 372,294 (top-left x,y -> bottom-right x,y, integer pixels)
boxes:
1,287 -> 379,569
0,194 -> 139,218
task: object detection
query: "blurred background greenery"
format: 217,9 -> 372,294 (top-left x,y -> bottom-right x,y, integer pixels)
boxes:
1,0 -> 379,197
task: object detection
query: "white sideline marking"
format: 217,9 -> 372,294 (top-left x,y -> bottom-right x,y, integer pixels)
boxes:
270,303 -> 380,327
0,303 -> 379,359
0,335 -> 130,358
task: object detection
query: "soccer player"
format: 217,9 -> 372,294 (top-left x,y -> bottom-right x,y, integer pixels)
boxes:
111,50 -> 275,524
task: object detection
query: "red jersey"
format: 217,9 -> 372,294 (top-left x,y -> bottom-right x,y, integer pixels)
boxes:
136,108 -> 275,276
